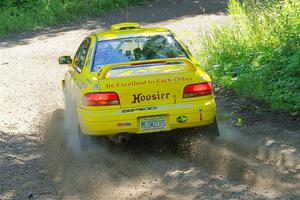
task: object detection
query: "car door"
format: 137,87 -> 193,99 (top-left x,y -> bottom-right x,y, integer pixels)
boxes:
67,37 -> 91,106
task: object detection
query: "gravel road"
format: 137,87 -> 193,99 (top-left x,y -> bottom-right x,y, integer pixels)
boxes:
0,0 -> 299,199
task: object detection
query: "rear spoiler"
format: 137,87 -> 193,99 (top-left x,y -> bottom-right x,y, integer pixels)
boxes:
97,58 -> 196,79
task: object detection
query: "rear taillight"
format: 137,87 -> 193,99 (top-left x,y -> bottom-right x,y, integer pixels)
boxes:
83,92 -> 120,106
131,61 -> 165,66
183,82 -> 212,98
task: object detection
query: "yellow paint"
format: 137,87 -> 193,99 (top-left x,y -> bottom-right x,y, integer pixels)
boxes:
61,22 -> 217,136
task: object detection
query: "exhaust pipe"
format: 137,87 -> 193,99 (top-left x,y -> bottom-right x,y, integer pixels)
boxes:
107,134 -> 130,144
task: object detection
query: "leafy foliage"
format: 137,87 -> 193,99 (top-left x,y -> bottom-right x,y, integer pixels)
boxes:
199,0 -> 300,112
0,0 -> 147,36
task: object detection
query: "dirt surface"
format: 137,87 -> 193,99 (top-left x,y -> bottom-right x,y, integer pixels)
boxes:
0,0 -> 299,199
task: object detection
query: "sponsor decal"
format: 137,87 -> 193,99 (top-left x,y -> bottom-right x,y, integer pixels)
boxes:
86,78 -> 93,84
117,122 -> 131,127
132,91 -> 170,103
121,106 -> 157,113
115,104 -> 192,114
80,82 -> 87,89
105,77 -> 193,89
92,84 -> 99,90
200,75 -> 205,81
177,116 -> 188,123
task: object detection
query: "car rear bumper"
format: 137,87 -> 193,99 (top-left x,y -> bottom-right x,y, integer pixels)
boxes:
77,99 -> 216,136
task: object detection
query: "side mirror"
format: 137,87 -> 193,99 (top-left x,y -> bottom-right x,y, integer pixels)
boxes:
58,56 -> 72,65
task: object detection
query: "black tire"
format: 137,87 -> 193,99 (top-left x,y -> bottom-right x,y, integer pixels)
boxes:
78,126 -> 111,151
179,118 -> 220,140
77,126 -> 95,150
64,90 -> 91,150
201,118 -> 220,140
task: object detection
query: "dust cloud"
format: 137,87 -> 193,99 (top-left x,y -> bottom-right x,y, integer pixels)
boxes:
40,109 -> 299,199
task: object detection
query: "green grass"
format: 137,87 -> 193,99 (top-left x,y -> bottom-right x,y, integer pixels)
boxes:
0,0 -> 147,36
198,0 -> 300,113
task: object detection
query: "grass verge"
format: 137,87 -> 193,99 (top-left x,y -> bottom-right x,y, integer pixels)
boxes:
0,0 -> 147,36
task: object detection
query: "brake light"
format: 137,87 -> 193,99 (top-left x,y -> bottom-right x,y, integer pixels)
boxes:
83,92 -> 120,106
131,61 -> 165,66
183,83 -> 212,98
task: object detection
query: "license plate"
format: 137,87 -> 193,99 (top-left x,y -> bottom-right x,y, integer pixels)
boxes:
139,116 -> 166,132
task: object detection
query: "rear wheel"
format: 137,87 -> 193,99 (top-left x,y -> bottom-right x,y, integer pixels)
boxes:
77,126 -> 97,150
201,118 -> 220,141
77,126 -> 109,151
176,118 -> 220,141
64,91 -> 93,150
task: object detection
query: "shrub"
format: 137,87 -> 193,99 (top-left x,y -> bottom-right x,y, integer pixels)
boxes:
199,0 -> 300,112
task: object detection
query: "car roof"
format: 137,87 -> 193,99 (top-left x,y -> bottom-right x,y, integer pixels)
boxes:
90,22 -> 171,41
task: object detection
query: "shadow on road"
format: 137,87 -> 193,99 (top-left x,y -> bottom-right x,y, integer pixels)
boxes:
0,131 -> 58,199
0,0 -> 227,48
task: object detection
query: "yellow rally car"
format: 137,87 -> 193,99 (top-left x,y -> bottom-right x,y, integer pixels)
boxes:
59,22 -> 219,144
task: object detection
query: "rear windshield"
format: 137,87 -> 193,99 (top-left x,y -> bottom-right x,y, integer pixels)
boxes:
92,34 -> 187,71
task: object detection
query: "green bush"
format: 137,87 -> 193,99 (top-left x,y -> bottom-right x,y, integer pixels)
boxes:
0,0 -> 147,36
199,0 -> 300,112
